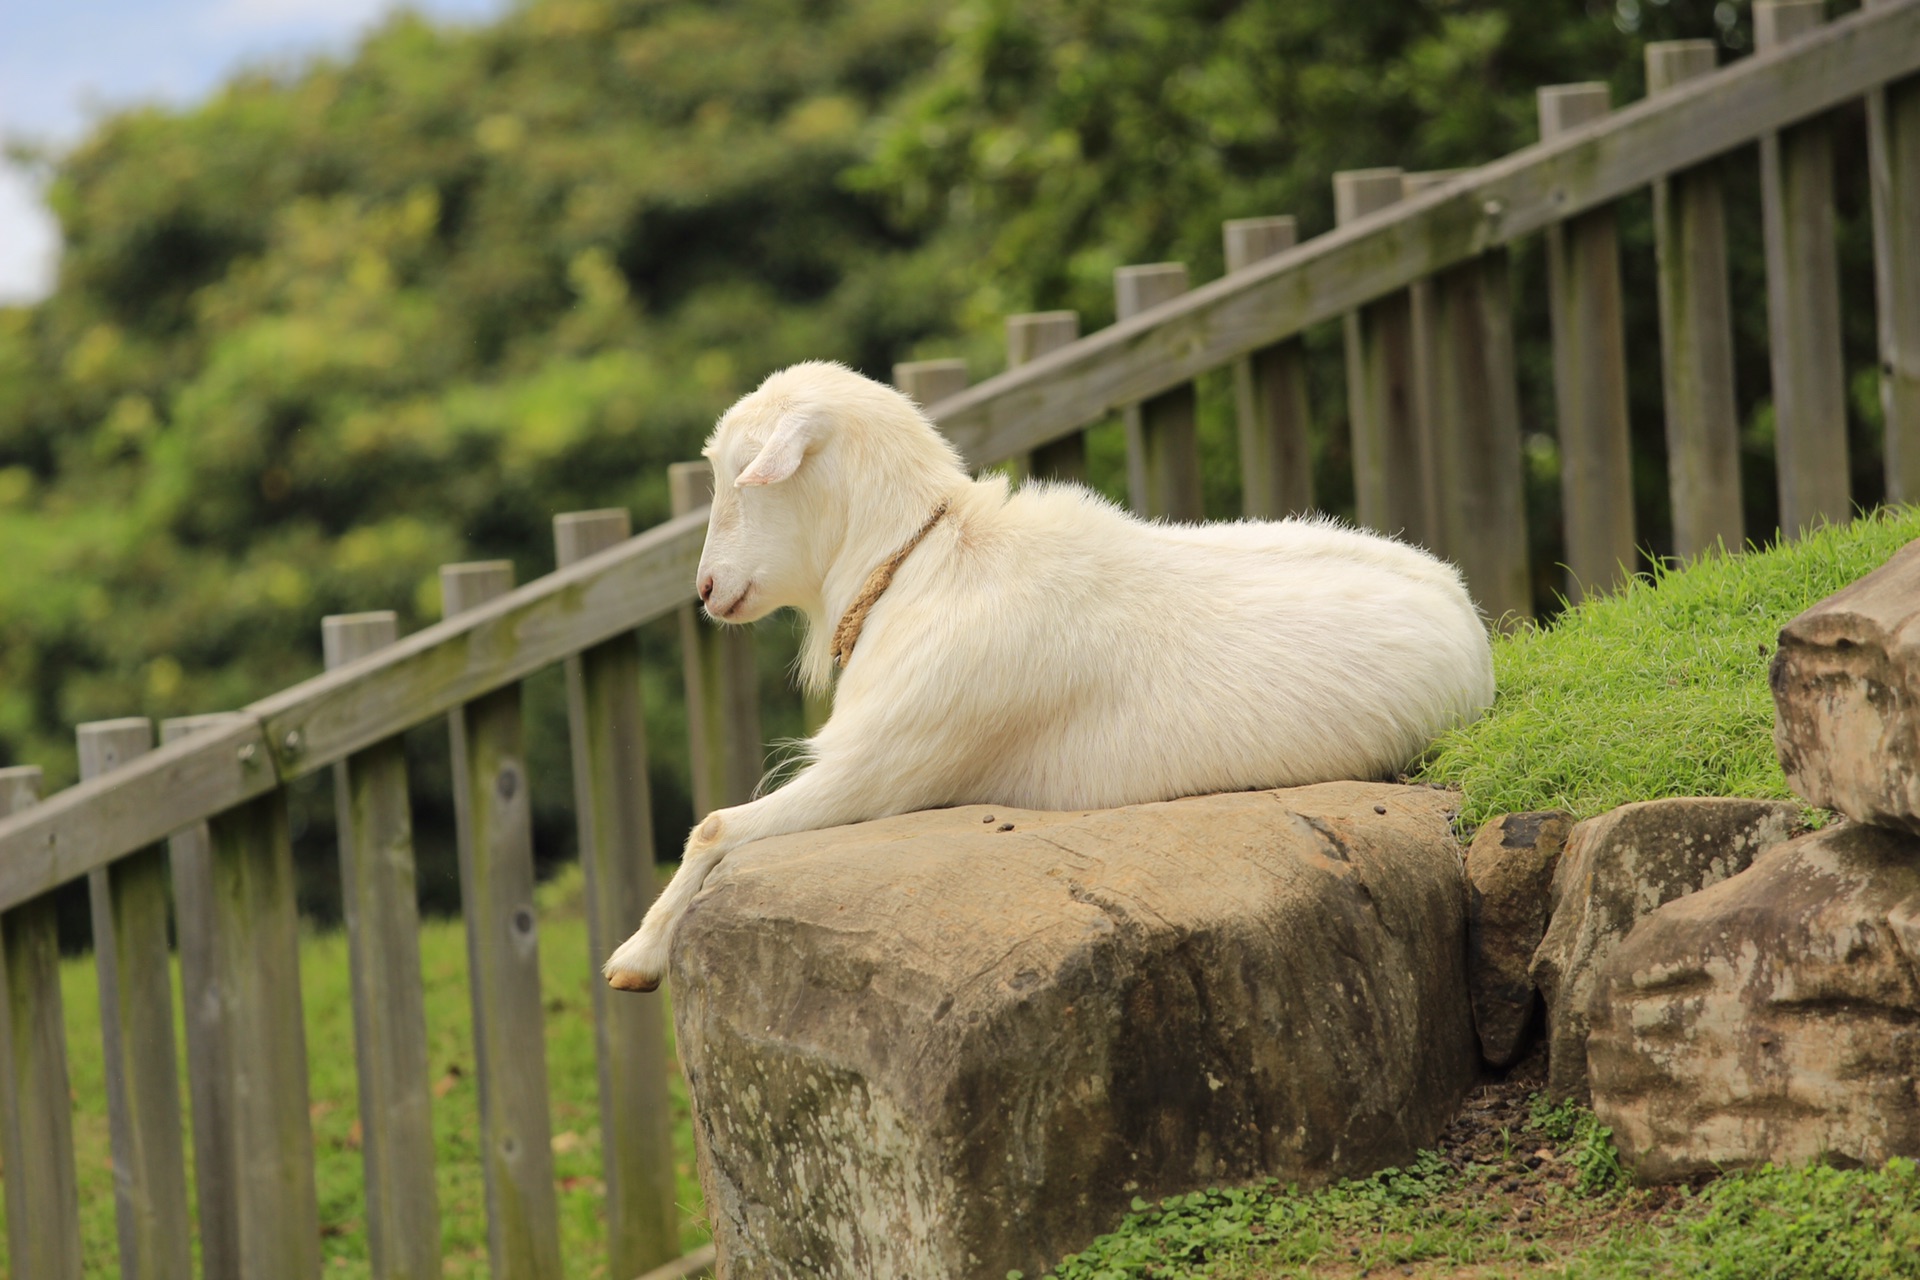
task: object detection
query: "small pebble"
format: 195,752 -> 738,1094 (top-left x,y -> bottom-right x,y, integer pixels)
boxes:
982,815 -> 995,823
1373,804 -> 1387,815
998,822 -> 1015,832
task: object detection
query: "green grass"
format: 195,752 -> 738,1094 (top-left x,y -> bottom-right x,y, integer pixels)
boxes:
1417,507 -> 1920,830
12,866 -> 705,1279
1030,1107 -> 1920,1279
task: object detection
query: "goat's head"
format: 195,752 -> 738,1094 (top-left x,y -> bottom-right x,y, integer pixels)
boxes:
695,361 -> 966,626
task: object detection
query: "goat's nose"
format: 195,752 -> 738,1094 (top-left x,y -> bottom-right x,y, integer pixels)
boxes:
698,574 -> 716,603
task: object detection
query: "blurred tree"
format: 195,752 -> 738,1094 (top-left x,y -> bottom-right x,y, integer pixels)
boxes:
0,0 -> 1882,932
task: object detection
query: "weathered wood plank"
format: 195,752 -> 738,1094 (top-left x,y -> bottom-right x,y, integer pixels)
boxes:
1338,171 -> 1428,542
323,613 -> 442,1280
79,719 -> 192,1280
1757,0 -> 1852,536
1648,40 -> 1746,559
160,713 -> 243,1280
1421,251 -> 1533,625
442,562 -> 565,1280
0,767 -> 83,1280
668,463 -> 764,815
1869,0 -> 1920,501
1117,263 -> 1204,520
927,1 -> 1920,469
205,786 -> 322,1278
251,509 -> 707,780
555,512 -> 681,1278
1007,312 -> 1085,483
1225,217 -> 1315,519
1540,83 -> 1637,599
0,714 -> 273,916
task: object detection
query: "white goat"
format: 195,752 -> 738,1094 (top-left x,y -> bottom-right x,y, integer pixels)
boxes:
604,360 -> 1495,990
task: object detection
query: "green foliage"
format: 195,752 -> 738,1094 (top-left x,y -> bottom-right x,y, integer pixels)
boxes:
0,0 -> 954,917
1418,507 -> 1920,830
1031,1104 -> 1918,1280
1011,1153 -> 1459,1280
1527,1094 -> 1624,1196
1658,1159 -> 1920,1279
0,0 -> 1892,924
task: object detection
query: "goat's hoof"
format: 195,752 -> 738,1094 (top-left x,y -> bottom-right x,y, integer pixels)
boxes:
606,968 -> 661,993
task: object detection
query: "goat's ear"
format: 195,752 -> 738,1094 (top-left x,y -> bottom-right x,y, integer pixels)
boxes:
736,411 -> 822,487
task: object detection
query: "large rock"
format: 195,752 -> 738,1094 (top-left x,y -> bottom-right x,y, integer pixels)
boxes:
1772,537 -> 1920,832
1588,822 -> 1920,1181
670,783 -> 1477,1280
1529,798 -> 1805,1102
1465,810 -> 1573,1067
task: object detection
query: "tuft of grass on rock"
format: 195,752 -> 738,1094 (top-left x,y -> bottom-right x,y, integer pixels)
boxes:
1417,507 -> 1920,830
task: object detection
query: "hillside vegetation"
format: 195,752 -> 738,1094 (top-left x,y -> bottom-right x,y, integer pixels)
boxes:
0,0 -> 1885,918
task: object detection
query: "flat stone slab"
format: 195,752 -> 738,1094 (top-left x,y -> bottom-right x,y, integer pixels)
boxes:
1589,822 -> 1920,1181
670,783 -> 1477,1280
1772,536 -> 1920,831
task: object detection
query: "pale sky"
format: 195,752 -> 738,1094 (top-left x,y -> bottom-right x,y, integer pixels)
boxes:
0,0 -> 509,303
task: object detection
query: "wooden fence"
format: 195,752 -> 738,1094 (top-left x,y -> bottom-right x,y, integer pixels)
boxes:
2,1 -> 1918,1275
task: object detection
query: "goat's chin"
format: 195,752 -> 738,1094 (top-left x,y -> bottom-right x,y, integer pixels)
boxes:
705,585 -> 776,625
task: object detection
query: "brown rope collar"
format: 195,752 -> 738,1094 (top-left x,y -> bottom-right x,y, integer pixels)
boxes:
829,500 -> 952,668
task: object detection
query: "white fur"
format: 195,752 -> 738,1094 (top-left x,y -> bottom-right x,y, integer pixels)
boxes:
604,361 -> 1496,989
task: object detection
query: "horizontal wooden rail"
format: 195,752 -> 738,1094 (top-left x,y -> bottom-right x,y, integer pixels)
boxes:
0,509 -> 708,915
929,0 -> 1920,468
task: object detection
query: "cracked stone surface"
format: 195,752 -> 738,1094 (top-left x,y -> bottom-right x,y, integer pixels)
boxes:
1588,822 -> 1920,1181
1529,798 -> 1806,1103
669,782 -> 1476,1280
1772,536 -> 1920,832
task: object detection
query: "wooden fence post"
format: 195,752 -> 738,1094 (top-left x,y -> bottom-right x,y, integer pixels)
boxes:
1402,171 -> 1466,557
1115,263 -> 1204,521
0,766 -> 83,1280
203,779 -> 323,1278
442,561 -> 564,1280
1647,41 -> 1745,559
1868,0 -> 1920,502
1539,83 -> 1638,598
893,359 -> 970,410
1757,0 -> 1851,536
160,713 -> 245,1280
1402,174 -> 1533,625
668,462 -> 766,814
1224,217 -> 1314,519
78,718 -> 193,1280
554,511 -> 681,1277
1336,168 -> 1429,542
322,613 -> 442,1280
1006,312 -> 1084,483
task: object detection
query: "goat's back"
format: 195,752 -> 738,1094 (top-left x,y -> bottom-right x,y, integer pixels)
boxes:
828,480 -> 1495,813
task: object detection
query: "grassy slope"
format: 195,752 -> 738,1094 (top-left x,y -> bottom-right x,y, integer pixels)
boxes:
1418,507 -> 1920,829
8,868 -> 705,1279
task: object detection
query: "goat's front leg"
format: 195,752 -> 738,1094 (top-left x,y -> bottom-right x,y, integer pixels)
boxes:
603,755 -> 908,992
